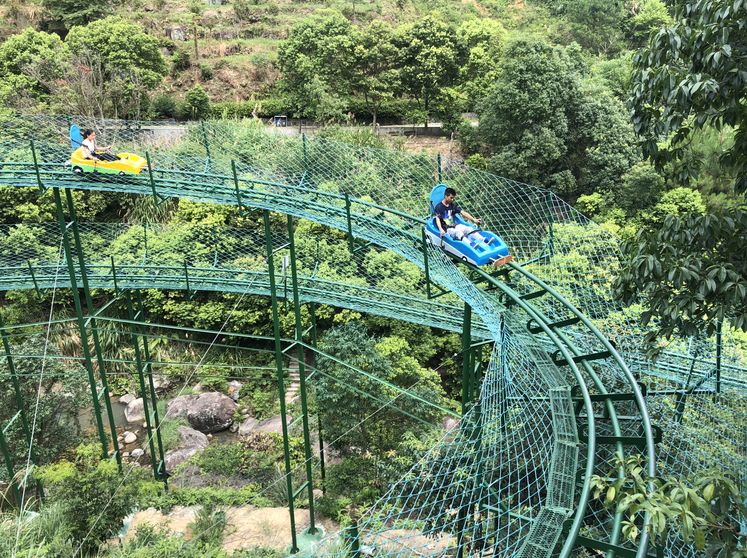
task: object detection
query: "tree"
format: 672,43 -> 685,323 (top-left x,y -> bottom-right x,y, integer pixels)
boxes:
0,28 -> 68,110
37,444 -> 140,555
616,161 -> 665,216
396,14 -> 462,127
477,39 -> 639,198
350,21 -> 399,126
631,0 -> 747,193
564,0 -> 627,54
63,17 -> 166,118
315,322 -> 445,457
185,84 -> 210,120
456,18 -> 505,109
626,0 -> 672,47
278,10 -> 356,121
41,0 -> 111,32
614,209 -> 747,351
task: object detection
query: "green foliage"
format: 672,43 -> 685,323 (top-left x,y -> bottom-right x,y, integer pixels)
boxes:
591,455 -> 746,556
631,0 -> 747,193
37,443 -> 140,555
189,502 -> 227,549
626,0 -> 672,47
108,524 -> 228,557
0,336 -> 88,473
616,161 -> 665,216
0,503 -> 74,557
396,14 -> 462,126
152,95 -> 178,119
615,209 -> 747,351
185,85 -> 211,120
278,10 -> 355,121
563,0 -> 627,53
349,20 -> 400,125
0,28 -> 68,109
477,38 -> 639,198
41,0 -> 112,31
316,322 -> 445,457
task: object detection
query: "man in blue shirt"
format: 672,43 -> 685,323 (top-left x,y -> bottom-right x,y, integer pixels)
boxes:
434,187 -> 490,246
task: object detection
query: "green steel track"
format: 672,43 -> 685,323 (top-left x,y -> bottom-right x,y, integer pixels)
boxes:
0,135 -> 657,558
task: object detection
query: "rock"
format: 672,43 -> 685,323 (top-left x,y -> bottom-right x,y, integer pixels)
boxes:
125,398 -> 145,423
229,423 -> 239,433
176,426 -> 208,450
165,26 -> 187,41
119,394 -> 135,405
164,447 -> 202,471
165,395 -> 199,420
207,434 -> 213,440
192,383 -> 204,394
186,392 -> 237,433
131,448 -> 145,459
122,452 -> 130,458
313,489 -> 324,500
123,432 -> 137,444
442,417 -> 460,432
238,417 -> 259,436
227,380 -> 243,402
143,422 -> 148,429
255,415 -> 290,434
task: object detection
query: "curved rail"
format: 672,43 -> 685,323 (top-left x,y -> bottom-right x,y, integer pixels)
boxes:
0,144 -> 655,557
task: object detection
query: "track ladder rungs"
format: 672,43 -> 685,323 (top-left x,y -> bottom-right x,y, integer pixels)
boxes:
552,349 -> 611,366
527,316 -> 581,334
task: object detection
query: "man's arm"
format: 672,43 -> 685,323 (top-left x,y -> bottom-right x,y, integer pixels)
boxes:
461,210 -> 482,225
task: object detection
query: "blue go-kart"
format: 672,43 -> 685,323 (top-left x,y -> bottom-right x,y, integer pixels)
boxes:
424,184 -> 512,267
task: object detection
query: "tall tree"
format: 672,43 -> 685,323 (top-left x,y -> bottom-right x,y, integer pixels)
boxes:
350,21 -> 400,126
63,17 -> 166,118
278,10 -> 356,122
0,28 -> 68,110
631,0 -> 747,193
40,0 -> 112,32
396,14 -> 462,127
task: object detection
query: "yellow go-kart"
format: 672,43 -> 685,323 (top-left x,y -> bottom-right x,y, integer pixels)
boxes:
69,125 -> 147,176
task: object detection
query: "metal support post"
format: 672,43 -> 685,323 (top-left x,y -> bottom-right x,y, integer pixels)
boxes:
26,261 -> 42,299
29,141 -> 44,192
63,189 -> 121,469
135,291 -> 168,485
422,229 -> 432,299
0,427 -> 19,505
344,193 -> 355,253
287,215 -> 318,534
546,192 -> 554,259
461,303 -> 473,415
347,507 -> 361,558
263,210 -> 299,554
437,153 -> 442,184
200,120 -> 212,168
124,293 -> 166,487
302,133 -> 308,177
310,302 -> 326,493
52,188 -> 110,460
715,319 -> 722,393
0,316 -> 33,450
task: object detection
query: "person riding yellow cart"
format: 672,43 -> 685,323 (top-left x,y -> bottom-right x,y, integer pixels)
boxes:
69,124 -> 147,176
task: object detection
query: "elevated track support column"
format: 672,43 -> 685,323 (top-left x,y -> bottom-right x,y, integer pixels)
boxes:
287,214 -> 318,534
124,292 -> 168,488
264,210 -> 299,554
52,188 -> 120,465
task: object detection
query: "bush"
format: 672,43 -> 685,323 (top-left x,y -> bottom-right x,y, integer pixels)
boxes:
152,94 -> 177,119
199,63 -> 214,81
171,50 -> 191,75
37,444 -> 141,555
184,85 -> 211,120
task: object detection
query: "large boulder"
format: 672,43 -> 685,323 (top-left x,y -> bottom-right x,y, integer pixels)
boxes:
165,395 -> 199,420
176,426 -> 208,450
186,392 -> 237,433
164,447 -> 202,471
238,417 -> 259,437
124,398 -> 145,424
254,415 -> 290,434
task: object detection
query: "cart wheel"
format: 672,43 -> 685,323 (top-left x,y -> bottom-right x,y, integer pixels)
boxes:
118,171 -> 126,176
462,256 -> 468,263
72,166 -> 83,175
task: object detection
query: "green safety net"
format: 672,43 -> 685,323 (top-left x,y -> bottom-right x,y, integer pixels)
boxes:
0,114 -> 742,558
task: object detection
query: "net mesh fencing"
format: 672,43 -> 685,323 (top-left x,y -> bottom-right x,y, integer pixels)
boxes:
0,114 -> 742,557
